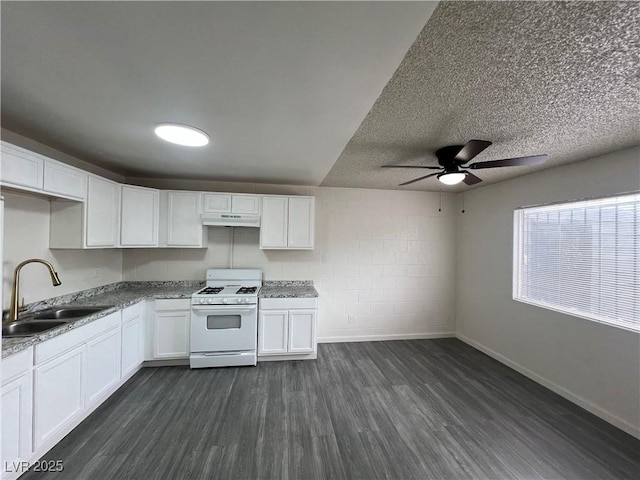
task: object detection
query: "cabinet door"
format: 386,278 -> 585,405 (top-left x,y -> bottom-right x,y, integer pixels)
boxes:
153,311 -> 190,359
232,195 -> 260,214
120,185 -> 159,246
288,197 -> 315,249
203,193 -> 231,213
1,371 -> 33,475
86,328 -> 121,406
288,310 -> 317,353
122,317 -> 144,378
33,346 -> 85,451
258,310 -> 288,355
0,141 -> 44,190
167,192 -> 206,247
86,176 -> 120,247
43,160 -> 87,200
260,196 -> 288,249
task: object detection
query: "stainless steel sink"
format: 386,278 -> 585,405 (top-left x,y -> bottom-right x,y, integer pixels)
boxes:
30,306 -> 111,320
2,320 -> 68,337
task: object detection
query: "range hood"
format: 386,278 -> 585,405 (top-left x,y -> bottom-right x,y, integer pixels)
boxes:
201,213 -> 261,228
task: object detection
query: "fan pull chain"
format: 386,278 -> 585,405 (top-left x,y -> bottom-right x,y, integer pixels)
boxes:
461,193 -> 465,214
438,189 -> 442,212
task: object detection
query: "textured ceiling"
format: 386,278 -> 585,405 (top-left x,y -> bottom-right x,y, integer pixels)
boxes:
322,1 -> 640,191
0,1 -> 435,185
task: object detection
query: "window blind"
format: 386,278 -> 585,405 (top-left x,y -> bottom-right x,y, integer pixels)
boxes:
513,192 -> 640,332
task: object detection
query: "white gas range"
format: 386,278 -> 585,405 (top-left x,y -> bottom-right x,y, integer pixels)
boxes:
190,269 -> 262,369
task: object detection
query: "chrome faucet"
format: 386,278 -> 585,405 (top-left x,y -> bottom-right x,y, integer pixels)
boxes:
7,259 -> 62,323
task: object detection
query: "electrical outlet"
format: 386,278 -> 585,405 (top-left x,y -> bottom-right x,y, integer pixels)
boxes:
347,315 -> 355,325
94,267 -> 101,278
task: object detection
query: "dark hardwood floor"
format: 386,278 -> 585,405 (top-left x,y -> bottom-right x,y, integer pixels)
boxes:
23,339 -> 640,479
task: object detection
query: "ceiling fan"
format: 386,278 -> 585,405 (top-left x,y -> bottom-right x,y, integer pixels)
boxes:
382,140 -> 548,186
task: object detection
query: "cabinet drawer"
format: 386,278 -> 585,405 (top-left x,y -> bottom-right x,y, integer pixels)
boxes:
122,301 -> 145,323
2,347 -> 33,383
154,298 -> 190,311
259,297 -> 317,310
35,311 -> 121,365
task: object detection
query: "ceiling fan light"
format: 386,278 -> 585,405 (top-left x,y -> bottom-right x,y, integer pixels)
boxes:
438,172 -> 466,185
154,123 -> 210,147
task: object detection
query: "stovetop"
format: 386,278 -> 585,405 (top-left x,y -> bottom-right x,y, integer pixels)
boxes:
194,285 -> 259,297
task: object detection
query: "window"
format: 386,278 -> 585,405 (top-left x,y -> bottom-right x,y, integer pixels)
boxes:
513,192 -> 640,331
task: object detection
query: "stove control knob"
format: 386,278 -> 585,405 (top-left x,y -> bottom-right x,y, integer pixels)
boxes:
207,298 -> 213,304
223,298 -> 229,304
243,298 -> 250,304
199,299 -> 205,304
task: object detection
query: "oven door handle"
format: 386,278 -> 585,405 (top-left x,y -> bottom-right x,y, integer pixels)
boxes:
191,305 -> 256,312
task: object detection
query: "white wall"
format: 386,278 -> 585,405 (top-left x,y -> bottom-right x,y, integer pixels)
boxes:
1,191 -> 122,309
456,147 -> 640,437
123,187 -> 458,341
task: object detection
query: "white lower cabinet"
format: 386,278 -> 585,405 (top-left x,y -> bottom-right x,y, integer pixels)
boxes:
1,348 -> 33,480
121,303 -> 145,378
258,297 -> 317,359
288,310 -> 317,353
148,299 -> 191,360
86,327 -> 121,406
259,310 -> 289,354
31,311 -> 122,458
33,346 -> 85,452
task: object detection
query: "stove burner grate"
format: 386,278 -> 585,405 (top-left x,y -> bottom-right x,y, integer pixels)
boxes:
198,287 -> 224,295
236,286 -> 257,294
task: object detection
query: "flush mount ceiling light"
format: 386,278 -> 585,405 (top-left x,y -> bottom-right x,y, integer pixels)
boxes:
154,123 -> 210,147
437,171 -> 467,185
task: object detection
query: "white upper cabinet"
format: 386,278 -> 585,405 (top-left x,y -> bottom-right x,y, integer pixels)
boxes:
0,141 -> 45,191
43,160 -> 87,200
260,196 -> 314,249
231,195 -> 260,215
1,141 -> 87,200
203,193 -> 260,215
120,185 -> 159,247
203,193 -> 231,213
288,197 -> 315,249
50,174 -> 120,249
260,196 -> 288,248
85,176 -> 120,247
161,191 -> 207,248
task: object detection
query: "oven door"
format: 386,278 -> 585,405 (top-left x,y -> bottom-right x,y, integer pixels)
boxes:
190,304 -> 257,353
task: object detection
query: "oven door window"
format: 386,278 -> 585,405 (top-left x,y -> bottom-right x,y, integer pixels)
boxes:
206,314 -> 241,330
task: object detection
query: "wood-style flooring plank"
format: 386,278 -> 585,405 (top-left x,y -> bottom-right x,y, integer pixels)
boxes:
20,339 -> 640,480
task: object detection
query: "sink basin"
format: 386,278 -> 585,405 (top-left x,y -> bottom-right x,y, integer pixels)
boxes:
30,306 -> 111,320
2,320 -> 68,337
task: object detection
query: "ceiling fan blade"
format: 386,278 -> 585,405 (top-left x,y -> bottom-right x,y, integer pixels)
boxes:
382,165 -> 441,170
399,172 -> 440,186
469,154 -> 548,170
463,171 -> 483,185
454,139 -> 492,164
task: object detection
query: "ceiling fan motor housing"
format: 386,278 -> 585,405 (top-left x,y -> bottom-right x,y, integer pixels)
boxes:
435,145 -> 467,169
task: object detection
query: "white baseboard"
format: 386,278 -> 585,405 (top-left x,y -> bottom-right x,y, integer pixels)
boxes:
456,333 -> 640,439
318,332 -> 455,343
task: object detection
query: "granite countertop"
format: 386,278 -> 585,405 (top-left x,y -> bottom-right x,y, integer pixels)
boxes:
3,279 -> 319,358
259,280 -> 319,299
2,281 -> 203,358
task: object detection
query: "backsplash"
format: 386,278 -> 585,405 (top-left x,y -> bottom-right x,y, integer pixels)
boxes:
2,191 -> 122,310
18,280 -> 204,314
